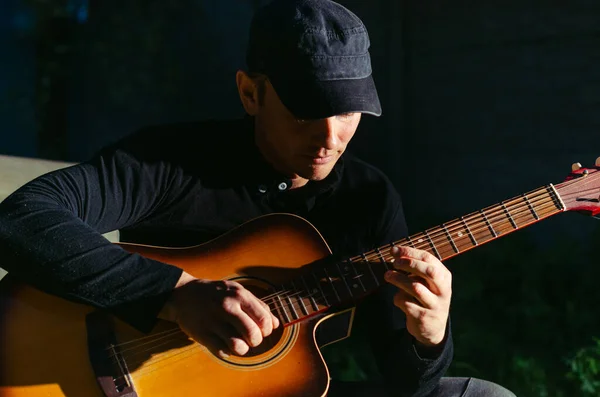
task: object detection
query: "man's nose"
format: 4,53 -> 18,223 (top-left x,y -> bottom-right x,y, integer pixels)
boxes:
313,117 -> 339,149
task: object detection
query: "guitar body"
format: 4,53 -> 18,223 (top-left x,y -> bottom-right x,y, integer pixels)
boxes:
0,214 -> 344,397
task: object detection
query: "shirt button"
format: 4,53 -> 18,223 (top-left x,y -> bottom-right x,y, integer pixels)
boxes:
258,185 -> 268,193
278,182 -> 288,191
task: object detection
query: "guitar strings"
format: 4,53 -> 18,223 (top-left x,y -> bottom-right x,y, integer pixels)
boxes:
377,187 -> 557,253
110,333 -> 202,381
115,199 -> 584,378
130,338 -> 223,380
258,194 -> 564,314
261,189 -> 560,303
116,190 -> 600,381
356,179 -> 598,267
109,327 -> 188,349
108,189 -> 558,361
111,328 -> 189,356
110,197 -> 561,372
109,191 -> 555,349
362,199 -> 559,263
117,196 -> 556,375
378,176 -> 599,261
383,188 -> 566,255
262,186 -> 582,315
106,175 -> 600,374
275,178 -> 597,311
426,172 -> 600,247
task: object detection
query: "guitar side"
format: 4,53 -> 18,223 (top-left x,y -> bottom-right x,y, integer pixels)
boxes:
0,213 -> 342,397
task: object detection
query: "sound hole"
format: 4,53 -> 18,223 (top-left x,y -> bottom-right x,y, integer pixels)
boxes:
234,281 -> 285,358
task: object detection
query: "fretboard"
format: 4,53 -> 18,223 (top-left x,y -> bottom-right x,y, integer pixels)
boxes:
268,184 -> 565,326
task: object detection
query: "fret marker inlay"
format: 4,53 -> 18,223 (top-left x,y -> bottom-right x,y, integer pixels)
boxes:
276,294 -> 290,323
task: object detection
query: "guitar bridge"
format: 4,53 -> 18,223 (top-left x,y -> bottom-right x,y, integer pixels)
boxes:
86,311 -> 138,397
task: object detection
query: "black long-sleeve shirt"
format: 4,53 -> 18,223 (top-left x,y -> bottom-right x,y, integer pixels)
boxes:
0,116 -> 452,396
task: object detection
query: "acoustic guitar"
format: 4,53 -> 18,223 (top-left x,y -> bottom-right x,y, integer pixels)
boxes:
1,160 -> 599,397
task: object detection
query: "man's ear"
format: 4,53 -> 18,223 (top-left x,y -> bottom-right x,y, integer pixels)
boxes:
236,70 -> 260,115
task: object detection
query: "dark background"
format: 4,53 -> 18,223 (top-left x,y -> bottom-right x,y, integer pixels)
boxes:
2,1 -> 600,395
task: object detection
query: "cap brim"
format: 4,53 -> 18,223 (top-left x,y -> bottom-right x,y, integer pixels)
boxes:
269,74 -> 382,120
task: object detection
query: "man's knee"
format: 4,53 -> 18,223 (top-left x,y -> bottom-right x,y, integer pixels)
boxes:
463,378 -> 516,397
436,377 -> 516,397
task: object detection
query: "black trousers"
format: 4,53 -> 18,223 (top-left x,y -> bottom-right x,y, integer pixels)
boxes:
328,377 -> 517,397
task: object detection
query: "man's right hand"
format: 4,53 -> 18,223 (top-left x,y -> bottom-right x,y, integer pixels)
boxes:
158,271 -> 280,357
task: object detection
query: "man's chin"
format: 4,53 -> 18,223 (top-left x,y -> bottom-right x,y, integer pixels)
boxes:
301,168 -> 334,182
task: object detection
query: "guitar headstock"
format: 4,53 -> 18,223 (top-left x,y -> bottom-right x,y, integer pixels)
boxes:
555,157 -> 600,216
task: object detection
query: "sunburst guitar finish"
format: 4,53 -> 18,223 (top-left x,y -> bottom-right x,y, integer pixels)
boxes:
0,214 -> 342,397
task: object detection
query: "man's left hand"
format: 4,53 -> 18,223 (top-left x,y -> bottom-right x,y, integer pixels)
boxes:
384,246 -> 452,347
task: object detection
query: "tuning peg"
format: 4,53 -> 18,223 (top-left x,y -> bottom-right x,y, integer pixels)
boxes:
572,162 -> 583,171
596,157 -> 600,167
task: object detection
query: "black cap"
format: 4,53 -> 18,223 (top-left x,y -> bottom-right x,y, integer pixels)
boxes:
246,0 -> 382,120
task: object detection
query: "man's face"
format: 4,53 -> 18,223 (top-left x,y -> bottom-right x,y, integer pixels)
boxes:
254,80 -> 361,183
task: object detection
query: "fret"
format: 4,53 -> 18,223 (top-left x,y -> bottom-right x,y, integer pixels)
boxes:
548,184 -> 565,211
461,216 -> 478,245
301,275 -> 320,311
480,209 -> 498,237
344,260 -> 366,293
266,294 -> 279,321
311,272 -> 330,307
376,248 -> 392,274
284,289 -> 299,320
335,262 -> 355,298
384,248 -> 394,271
506,200 -> 531,229
523,193 -> 539,220
406,236 -> 416,248
276,293 -> 291,323
423,230 -> 442,259
375,247 -> 385,262
322,268 -> 341,303
291,280 -> 309,315
365,252 -> 380,287
502,201 -> 518,229
442,224 -> 459,253
384,247 -> 394,270
360,252 -> 371,265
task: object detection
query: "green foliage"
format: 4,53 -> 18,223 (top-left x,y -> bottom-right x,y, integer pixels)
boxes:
566,338 -> 600,396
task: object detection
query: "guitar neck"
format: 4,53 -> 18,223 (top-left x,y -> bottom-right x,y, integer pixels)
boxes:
382,184 -> 565,262
270,184 -> 566,326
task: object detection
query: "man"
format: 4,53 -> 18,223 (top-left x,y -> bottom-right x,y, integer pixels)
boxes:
0,0 -> 515,396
